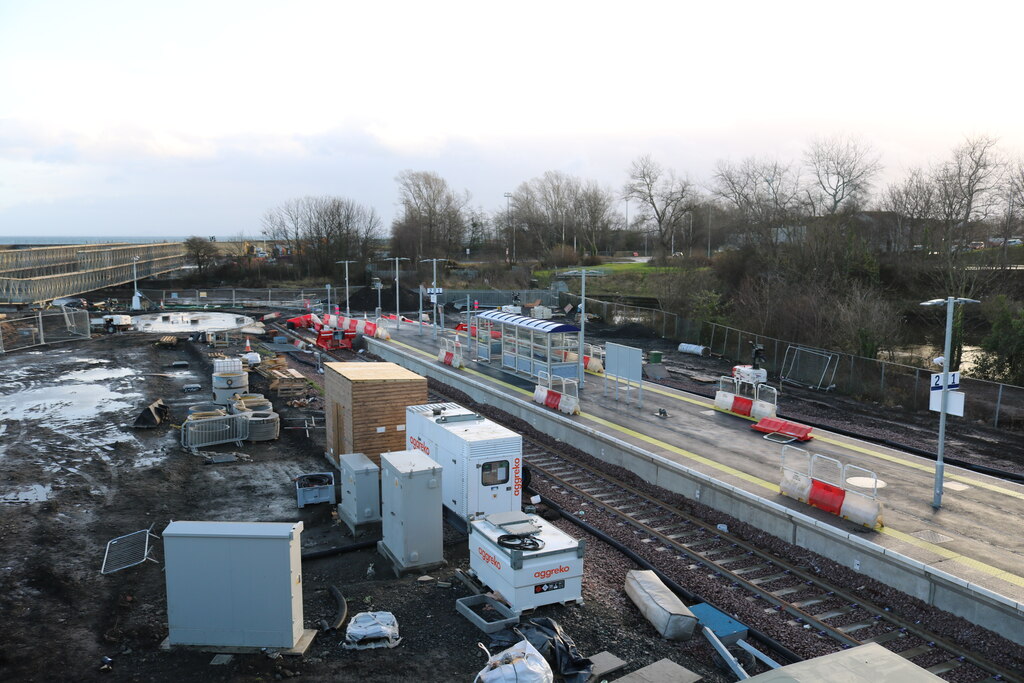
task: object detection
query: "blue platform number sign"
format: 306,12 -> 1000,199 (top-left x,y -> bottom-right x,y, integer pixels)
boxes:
930,371 -> 960,391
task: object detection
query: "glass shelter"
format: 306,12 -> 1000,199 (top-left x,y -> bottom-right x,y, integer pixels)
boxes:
469,310 -> 581,382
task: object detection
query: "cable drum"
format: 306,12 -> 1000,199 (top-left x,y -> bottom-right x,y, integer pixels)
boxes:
246,411 -> 280,441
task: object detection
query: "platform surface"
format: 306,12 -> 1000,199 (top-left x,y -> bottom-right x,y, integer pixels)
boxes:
379,324 -> 1024,606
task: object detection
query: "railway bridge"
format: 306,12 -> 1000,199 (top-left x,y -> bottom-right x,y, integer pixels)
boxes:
0,242 -> 187,305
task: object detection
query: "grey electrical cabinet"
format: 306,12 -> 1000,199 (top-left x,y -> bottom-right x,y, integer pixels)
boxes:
164,521 -> 304,649
377,450 -> 443,574
338,452 -> 381,536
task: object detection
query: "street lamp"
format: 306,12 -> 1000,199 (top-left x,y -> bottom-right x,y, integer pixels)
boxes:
504,192 -> 514,263
421,258 -> 447,340
325,284 -> 331,316
335,260 -> 356,317
131,256 -> 141,311
687,212 -> 694,257
391,257 -> 410,330
919,296 -> 980,509
570,268 -> 602,388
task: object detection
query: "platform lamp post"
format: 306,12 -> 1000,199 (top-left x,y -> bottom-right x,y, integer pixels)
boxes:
504,192 -> 514,263
325,284 -> 331,316
920,296 -> 980,509
576,269 -> 601,388
421,258 -> 446,340
391,257 -> 409,330
335,260 -> 356,317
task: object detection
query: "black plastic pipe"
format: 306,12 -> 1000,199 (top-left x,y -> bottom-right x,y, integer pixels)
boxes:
301,539 -> 377,561
535,493 -> 804,666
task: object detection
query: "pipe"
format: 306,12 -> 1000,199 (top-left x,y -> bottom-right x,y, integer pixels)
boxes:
301,539 -> 377,561
534,492 -> 803,665
325,585 -> 349,631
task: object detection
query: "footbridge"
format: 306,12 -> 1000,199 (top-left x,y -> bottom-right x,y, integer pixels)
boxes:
0,242 -> 187,305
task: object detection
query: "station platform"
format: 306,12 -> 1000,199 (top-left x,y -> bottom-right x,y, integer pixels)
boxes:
369,322 -> 1024,621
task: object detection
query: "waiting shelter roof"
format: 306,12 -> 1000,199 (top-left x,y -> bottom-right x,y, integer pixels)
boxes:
474,309 -> 580,334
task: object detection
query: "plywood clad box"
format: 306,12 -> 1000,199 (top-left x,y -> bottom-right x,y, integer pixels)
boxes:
324,362 -> 427,467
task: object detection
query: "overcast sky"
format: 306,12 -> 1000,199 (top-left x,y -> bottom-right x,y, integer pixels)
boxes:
1,0 -> 1022,241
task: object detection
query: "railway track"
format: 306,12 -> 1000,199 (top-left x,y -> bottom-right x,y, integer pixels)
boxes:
515,436 -> 1018,682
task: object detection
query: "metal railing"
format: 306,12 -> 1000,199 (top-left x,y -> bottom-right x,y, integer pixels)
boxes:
0,308 -> 91,354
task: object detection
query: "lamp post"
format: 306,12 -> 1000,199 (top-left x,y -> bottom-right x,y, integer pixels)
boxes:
391,257 -> 409,330
687,212 -> 694,257
707,210 -> 712,258
574,269 -> 601,388
421,258 -> 446,340
504,192 -> 513,263
325,284 -> 331,316
335,260 -> 356,317
919,296 -> 980,509
131,256 -> 141,311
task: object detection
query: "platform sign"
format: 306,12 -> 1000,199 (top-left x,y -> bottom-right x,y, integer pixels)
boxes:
427,287 -> 444,295
930,371 -> 960,391
929,390 -> 965,417
604,343 -> 643,408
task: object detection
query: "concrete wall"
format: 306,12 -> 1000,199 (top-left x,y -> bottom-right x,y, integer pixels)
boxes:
367,338 -> 1024,645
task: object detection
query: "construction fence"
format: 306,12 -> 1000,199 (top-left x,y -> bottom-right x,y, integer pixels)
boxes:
140,287 -> 367,312
0,308 -> 92,354
560,293 -> 1023,431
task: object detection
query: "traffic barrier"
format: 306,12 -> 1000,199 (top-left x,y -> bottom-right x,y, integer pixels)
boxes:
779,447 -> 883,528
533,373 -> 581,415
438,338 -> 465,368
751,417 -> 814,442
331,315 -> 391,341
715,376 -> 777,420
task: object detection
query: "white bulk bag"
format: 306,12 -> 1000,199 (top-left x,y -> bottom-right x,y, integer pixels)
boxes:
474,639 -> 553,683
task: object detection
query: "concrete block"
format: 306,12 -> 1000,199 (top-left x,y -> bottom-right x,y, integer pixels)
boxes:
614,659 -> 702,683
588,651 -> 626,679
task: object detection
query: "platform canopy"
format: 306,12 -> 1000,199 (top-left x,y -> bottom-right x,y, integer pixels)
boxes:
473,309 -> 579,334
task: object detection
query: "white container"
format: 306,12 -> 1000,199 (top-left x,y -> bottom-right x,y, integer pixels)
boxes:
468,511 -> 584,613
213,358 -> 244,373
163,521 -> 304,649
338,452 -> 381,535
378,450 -> 443,573
295,472 -> 335,508
406,403 -> 523,523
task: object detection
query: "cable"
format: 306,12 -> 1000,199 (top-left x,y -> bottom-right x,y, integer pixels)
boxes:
497,534 -> 545,551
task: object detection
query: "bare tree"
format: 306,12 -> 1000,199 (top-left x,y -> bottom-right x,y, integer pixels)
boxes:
804,135 -> 882,216
623,155 -> 692,256
393,171 -> 469,262
183,236 -> 218,275
878,168 -> 935,252
712,157 -> 804,251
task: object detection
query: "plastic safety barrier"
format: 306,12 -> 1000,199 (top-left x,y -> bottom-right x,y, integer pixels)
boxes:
751,417 -> 814,441
437,338 -> 465,368
779,446 -> 883,528
715,376 -> 777,420
533,373 -> 581,415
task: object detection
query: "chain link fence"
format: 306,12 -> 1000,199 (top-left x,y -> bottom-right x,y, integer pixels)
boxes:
556,294 -> 1023,431
0,308 -> 91,354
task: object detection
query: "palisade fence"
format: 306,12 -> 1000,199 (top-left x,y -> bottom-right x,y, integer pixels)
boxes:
560,293 -> 1023,431
140,287 -> 367,312
0,308 -> 91,354
438,289 -> 560,310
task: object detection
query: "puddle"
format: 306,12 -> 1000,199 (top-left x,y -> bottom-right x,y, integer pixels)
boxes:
0,384 -> 141,423
133,312 -> 254,333
1,484 -> 52,504
58,367 -> 137,383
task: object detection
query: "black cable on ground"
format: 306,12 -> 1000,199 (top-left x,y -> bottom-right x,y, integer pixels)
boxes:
533,492 -> 804,666
326,585 -> 348,631
301,539 -> 378,561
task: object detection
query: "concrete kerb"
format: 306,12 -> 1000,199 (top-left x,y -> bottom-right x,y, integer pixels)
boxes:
366,337 -> 1024,644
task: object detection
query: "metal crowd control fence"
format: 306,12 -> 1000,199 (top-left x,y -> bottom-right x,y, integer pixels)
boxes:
181,414 -> 249,450
554,293 -> 1022,431
440,289 -> 559,310
0,308 -> 91,354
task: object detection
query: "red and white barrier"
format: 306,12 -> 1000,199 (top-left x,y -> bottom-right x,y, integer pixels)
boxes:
533,374 -> 581,415
326,315 -> 391,340
438,338 -> 465,368
558,350 -> 604,374
714,376 -> 776,420
779,447 -> 883,528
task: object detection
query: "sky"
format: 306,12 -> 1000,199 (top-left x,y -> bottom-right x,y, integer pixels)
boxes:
1,0 -> 1022,240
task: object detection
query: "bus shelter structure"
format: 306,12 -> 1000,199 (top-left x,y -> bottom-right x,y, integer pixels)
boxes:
469,310 -> 581,382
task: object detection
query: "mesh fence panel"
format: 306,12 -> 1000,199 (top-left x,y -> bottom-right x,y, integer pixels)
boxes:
0,309 -> 91,354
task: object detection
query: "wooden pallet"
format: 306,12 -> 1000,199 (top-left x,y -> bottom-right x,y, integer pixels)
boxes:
256,355 -> 288,378
270,368 -> 307,396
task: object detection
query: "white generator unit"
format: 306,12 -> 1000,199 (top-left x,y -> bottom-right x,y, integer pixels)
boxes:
406,403 -> 523,524
163,521 -> 304,649
338,452 -> 381,536
468,511 -> 584,614
732,364 -> 768,384
378,449 -> 444,574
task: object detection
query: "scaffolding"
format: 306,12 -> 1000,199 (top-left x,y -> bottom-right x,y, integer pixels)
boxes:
0,243 -> 187,305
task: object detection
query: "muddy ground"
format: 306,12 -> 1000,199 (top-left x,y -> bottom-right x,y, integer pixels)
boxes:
0,332 -> 728,683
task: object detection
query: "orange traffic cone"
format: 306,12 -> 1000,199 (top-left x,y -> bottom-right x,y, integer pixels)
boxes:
245,337 -> 252,353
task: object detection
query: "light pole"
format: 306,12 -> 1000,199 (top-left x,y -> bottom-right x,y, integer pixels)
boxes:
504,192 -> 513,263
707,210 -> 712,259
920,296 -> 980,509
391,257 -> 409,330
325,284 -> 331,316
575,268 -> 601,388
131,256 -> 141,311
335,260 -> 356,317
687,212 -> 694,257
421,258 -> 446,340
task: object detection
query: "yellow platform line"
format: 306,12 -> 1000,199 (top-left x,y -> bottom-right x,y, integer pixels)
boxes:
384,338 -> 1024,589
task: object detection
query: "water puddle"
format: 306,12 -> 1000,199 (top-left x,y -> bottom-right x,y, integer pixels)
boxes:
58,367 -> 137,383
0,384 -> 141,423
1,484 -> 52,504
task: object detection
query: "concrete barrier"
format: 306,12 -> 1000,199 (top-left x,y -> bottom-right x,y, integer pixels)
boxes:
367,337 -> 1024,645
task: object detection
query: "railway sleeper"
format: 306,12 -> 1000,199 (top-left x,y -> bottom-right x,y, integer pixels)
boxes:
897,644 -> 935,659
